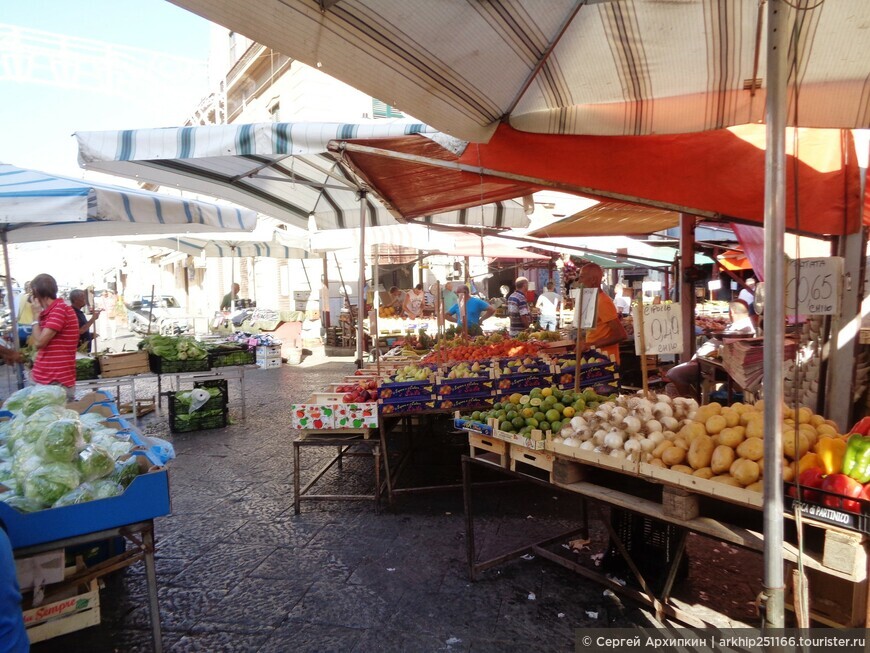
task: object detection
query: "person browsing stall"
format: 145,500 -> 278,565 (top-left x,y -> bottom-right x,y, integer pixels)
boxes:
29,274 -> 79,399
574,263 -> 628,364
403,283 -> 425,319
69,289 -> 101,351
507,277 -> 532,336
664,299 -> 755,399
445,285 -> 495,335
220,283 -> 240,311
535,281 -> 561,331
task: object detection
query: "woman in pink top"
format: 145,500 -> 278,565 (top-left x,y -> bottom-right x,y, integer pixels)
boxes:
29,274 -> 79,399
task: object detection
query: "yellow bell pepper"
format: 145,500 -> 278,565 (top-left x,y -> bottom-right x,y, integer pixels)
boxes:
815,436 -> 847,475
797,452 -> 821,475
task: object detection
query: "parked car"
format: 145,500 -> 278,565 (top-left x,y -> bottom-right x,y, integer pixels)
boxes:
126,295 -> 191,336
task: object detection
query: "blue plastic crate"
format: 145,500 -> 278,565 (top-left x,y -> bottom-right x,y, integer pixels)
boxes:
1,468 -> 170,549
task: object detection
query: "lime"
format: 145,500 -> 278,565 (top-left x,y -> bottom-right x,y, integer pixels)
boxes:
552,403 -> 566,413
511,416 -> 525,429
541,387 -> 553,398
521,407 -> 534,418
529,388 -> 543,398
561,392 -> 575,405
538,421 -> 551,432
533,411 -> 546,422
550,420 -> 562,433
588,401 -> 599,410
470,411 -> 482,421
530,397 -> 543,407
493,402 -> 504,411
509,393 -> 523,405
573,400 -> 586,412
525,418 -> 539,429
506,410 -> 518,421
545,408 -> 561,423
499,420 -> 512,431
543,396 -> 557,407
553,389 -> 564,400
519,426 -> 532,436
519,395 -> 531,405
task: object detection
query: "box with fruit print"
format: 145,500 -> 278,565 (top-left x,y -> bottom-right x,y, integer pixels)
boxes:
492,357 -> 555,376
495,373 -> 554,393
334,403 -> 379,429
377,380 -> 436,400
436,377 -> 496,397
290,403 -> 335,430
378,397 -> 437,414
436,393 -> 495,411
556,369 -> 618,391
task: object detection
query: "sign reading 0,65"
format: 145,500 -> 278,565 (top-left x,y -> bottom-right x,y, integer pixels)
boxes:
785,257 -> 842,315
634,303 -> 683,355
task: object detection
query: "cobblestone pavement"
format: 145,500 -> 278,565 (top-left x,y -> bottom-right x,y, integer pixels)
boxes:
22,353 -> 763,653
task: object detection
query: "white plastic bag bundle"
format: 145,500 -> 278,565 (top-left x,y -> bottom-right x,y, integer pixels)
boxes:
188,388 -> 211,414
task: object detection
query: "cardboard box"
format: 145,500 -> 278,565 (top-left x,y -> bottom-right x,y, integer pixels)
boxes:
436,394 -> 495,411
290,404 -> 335,430
334,403 -> 378,429
15,550 -> 65,591
436,377 -> 495,397
257,344 -> 282,358
97,351 -> 150,378
257,358 -> 282,370
378,379 -> 436,400
379,397 -> 437,414
495,373 -> 554,393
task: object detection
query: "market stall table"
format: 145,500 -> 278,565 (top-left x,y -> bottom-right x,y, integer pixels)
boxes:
461,450 -> 870,628
74,374 -> 158,424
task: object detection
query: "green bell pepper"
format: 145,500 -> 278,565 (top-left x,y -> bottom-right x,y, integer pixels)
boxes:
842,433 -> 870,483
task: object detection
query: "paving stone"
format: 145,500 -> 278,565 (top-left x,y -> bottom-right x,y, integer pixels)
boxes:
170,630 -> 273,652
205,576 -> 311,627
285,581 -> 391,629
261,621 -> 364,653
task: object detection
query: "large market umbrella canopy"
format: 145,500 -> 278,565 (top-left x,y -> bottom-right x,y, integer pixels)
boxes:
75,122 -> 531,230
0,163 -> 257,241
121,235 -> 310,259
168,0 -> 870,143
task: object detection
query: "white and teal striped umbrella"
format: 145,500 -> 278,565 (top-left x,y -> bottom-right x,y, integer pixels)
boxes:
0,163 -> 257,242
123,235 -> 309,260
75,122 -> 529,231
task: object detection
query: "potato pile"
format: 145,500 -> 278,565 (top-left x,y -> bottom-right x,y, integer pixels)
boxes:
648,400 -> 842,492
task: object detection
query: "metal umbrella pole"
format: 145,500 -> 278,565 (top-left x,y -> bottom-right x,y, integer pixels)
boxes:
1,230 -> 25,389
761,0 -> 787,628
356,190 -> 367,367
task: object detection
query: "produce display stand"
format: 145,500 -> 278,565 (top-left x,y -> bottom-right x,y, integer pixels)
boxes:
15,521 -> 164,651
461,442 -> 870,628
293,428 -> 381,514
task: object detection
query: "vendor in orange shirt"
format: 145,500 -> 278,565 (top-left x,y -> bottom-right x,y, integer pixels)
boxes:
575,263 -> 628,364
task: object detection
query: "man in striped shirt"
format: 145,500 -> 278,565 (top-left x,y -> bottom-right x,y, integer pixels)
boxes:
29,274 -> 79,399
507,277 -> 532,337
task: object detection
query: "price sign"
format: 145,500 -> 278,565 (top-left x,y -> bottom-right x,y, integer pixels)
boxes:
708,280 -> 721,291
785,257 -> 842,315
642,281 -> 662,292
634,302 -> 683,355
570,288 -> 598,330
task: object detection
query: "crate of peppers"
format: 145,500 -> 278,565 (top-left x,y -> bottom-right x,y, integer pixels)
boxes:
785,417 -> 870,533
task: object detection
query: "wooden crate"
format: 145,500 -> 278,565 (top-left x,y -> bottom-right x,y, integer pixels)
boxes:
468,432 -> 508,467
97,351 -> 150,378
24,578 -> 100,643
510,446 -> 555,478
787,565 -> 867,627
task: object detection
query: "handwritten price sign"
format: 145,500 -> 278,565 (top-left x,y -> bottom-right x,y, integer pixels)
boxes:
785,257 -> 842,315
634,303 -> 683,355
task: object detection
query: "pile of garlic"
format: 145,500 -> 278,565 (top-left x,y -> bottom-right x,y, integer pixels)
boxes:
552,392 -> 699,461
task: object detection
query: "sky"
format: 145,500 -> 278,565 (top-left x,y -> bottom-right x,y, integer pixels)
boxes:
0,0 -> 214,285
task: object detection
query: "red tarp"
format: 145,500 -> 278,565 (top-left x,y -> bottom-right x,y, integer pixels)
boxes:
344,124 -> 865,237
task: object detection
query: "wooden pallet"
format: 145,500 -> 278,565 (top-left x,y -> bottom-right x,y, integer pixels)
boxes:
468,432 -> 508,467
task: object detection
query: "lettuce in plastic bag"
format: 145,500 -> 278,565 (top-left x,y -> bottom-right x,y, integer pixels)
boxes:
110,457 -> 141,488
12,405 -> 75,448
77,445 -> 114,481
91,479 -> 124,499
52,482 -> 96,507
37,419 -> 85,463
2,387 -> 32,413
21,384 -> 68,416
12,446 -> 42,487
3,494 -> 47,513
23,462 -> 81,505
0,420 -> 12,446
